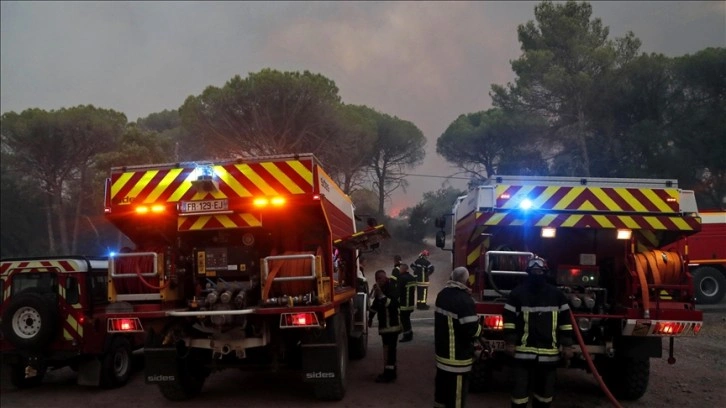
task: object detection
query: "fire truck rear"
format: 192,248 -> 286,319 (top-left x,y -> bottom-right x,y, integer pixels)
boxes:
103,153 -> 386,401
434,175 -> 703,400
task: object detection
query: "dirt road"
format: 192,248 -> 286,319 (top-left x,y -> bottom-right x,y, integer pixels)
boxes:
2,244 -> 724,407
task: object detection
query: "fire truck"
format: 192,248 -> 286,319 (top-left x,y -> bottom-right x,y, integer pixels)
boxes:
662,211 -> 726,304
434,175 -> 704,400
102,153 -> 387,401
0,256 -> 144,389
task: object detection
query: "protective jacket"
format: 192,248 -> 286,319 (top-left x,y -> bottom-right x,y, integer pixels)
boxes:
397,271 -> 417,312
502,280 -> 573,363
434,281 -> 482,372
369,282 -> 402,334
411,256 -> 434,285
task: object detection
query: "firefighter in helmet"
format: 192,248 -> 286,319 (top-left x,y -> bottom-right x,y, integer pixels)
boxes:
503,256 -> 574,408
396,263 -> 417,342
411,250 -> 434,310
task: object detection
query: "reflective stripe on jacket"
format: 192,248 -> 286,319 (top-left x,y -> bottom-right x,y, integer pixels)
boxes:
434,281 -> 483,373
502,282 -> 573,363
369,282 -> 402,334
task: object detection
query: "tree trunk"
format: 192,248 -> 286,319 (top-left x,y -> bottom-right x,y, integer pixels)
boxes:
71,168 -> 87,253
55,187 -> 70,255
45,193 -> 56,255
577,104 -> 591,177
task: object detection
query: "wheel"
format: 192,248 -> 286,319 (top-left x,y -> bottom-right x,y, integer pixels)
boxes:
313,315 -> 348,401
101,337 -> 132,388
157,364 -> 207,402
602,356 -> 650,400
692,266 -> 726,304
8,363 -> 46,389
349,329 -> 368,360
1,292 -> 58,350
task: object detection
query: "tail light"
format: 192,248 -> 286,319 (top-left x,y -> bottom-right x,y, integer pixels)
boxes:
107,317 -> 143,333
481,314 -> 503,330
280,312 -> 321,328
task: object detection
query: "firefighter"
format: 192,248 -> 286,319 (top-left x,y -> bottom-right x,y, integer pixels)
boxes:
368,269 -> 402,383
434,266 -> 482,408
391,254 -> 403,284
503,257 -> 574,408
411,250 -> 434,310
397,263 -> 417,342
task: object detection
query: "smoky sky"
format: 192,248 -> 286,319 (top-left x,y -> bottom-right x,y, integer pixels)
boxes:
2,1 -> 724,215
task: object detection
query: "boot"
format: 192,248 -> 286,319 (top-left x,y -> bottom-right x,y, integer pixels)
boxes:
417,303 -> 430,310
400,332 -> 413,342
375,367 -> 396,383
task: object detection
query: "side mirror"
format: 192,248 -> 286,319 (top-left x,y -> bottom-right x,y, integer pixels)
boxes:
435,230 -> 446,248
434,216 -> 446,229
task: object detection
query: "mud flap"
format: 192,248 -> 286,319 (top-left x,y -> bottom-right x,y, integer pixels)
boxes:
77,359 -> 102,386
144,348 -> 180,384
302,343 -> 338,383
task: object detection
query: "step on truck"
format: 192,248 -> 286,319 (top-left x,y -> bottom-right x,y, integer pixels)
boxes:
434,175 -> 704,400
102,153 -> 388,401
1,256 -> 144,389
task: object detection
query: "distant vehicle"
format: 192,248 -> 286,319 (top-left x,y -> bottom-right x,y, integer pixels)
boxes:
662,211 -> 726,304
0,256 -> 144,389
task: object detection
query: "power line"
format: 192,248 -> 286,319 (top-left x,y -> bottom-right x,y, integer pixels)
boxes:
399,173 -> 471,180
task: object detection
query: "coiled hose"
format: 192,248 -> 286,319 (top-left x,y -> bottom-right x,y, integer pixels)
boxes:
632,250 -> 683,317
569,309 -> 623,408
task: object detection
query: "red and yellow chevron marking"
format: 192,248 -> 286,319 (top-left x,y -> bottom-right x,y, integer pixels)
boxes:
110,159 -> 314,206
495,185 -> 679,213
178,213 -> 262,232
1,260 -> 79,276
467,235 -> 490,267
480,212 -> 700,231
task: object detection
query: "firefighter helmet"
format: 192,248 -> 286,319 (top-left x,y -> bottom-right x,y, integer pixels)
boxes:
526,256 -> 548,273
420,250 -> 430,257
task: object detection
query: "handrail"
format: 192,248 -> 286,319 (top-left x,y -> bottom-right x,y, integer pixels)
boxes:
484,250 -> 533,276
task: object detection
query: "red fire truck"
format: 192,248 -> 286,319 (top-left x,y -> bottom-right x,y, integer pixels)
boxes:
663,211 -> 726,304
435,175 -> 703,400
1,256 -> 144,388
102,153 -> 387,401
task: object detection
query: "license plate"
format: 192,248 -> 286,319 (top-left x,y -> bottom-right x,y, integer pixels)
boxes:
180,199 -> 228,213
484,340 -> 506,351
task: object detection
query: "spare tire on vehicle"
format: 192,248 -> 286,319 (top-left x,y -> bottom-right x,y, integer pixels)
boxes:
1,292 -> 58,350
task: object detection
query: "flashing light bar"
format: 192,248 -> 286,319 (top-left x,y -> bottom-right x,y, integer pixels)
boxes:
541,227 -> 556,238
107,317 -> 144,333
481,314 -> 504,330
280,312 -> 322,329
135,205 -> 166,214
254,196 -> 287,208
519,199 -> 533,210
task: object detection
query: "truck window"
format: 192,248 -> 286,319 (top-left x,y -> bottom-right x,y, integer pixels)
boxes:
11,271 -> 58,296
89,270 -> 108,304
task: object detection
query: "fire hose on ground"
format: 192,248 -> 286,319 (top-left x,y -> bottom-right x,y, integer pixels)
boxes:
569,308 -> 623,408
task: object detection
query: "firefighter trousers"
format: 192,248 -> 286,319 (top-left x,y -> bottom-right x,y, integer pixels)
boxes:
380,332 -> 399,370
510,360 -> 556,408
434,367 -> 470,408
417,283 -> 429,306
400,310 -> 413,336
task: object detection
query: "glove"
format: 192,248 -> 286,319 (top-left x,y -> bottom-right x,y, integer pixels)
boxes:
561,346 -> 575,360
368,317 -> 374,328
373,285 -> 383,300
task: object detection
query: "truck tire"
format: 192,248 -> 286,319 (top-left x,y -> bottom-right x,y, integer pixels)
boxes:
314,315 -> 347,401
157,356 -> 208,401
1,292 -> 58,351
603,356 -> 650,400
8,363 -> 46,389
692,266 -> 726,304
100,337 -> 132,388
348,330 -> 367,360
